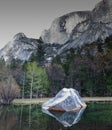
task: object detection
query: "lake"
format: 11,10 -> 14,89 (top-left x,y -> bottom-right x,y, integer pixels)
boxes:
0,103 -> 112,130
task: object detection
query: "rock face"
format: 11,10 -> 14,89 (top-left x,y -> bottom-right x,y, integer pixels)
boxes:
0,33 -> 38,62
41,0 -> 112,54
41,11 -> 91,45
42,88 -> 86,112
1,0 -> 112,62
0,33 -> 60,64
43,108 -> 85,127
92,0 -> 112,23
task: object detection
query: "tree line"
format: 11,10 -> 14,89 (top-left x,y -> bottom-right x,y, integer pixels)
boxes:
0,36 -> 112,104
53,36 -> 112,96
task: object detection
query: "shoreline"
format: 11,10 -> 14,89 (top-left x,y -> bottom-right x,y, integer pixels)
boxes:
13,97 -> 112,105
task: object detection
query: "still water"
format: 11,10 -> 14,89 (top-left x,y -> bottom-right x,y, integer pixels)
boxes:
0,103 -> 112,130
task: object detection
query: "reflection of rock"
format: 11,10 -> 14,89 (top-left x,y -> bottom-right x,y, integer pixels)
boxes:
43,108 -> 86,127
42,88 -> 86,112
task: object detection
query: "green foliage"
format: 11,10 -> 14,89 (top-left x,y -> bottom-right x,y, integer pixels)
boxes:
106,75 -> 112,96
29,39 -> 45,65
105,35 -> 112,49
1,35 -> 112,98
52,55 -> 61,64
97,39 -> 104,53
85,80 -> 93,96
26,61 -> 50,97
54,35 -> 112,96
62,48 -> 75,76
35,40 -> 45,65
46,64 -> 65,96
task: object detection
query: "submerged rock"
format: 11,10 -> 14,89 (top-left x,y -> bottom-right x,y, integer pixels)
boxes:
42,88 -> 86,112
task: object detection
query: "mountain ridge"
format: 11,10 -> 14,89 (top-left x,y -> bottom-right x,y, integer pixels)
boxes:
0,33 -> 39,62
0,0 -> 112,62
41,0 -> 112,54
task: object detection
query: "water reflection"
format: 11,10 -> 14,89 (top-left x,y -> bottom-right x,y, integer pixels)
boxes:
0,106 -> 18,130
42,108 -> 86,127
0,105 -> 86,129
0,104 -> 111,130
0,104 -> 35,130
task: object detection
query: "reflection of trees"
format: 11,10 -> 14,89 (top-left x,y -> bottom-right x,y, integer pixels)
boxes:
16,105 -> 49,130
19,103 -> 112,130
0,104 -> 111,130
29,104 -> 32,130
0,106 -> 18,130
19,105 -> 23,130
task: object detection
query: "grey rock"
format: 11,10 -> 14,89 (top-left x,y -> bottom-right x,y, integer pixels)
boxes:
41,0 -> 112,54
1,0 -> 112,62
0,33 -> 60,64
41,11 -> 91,45
42,88 -> 86,112
0,33 -> 38,62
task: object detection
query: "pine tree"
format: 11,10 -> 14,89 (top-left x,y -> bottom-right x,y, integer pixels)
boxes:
36,38 -> 45,65
26,61 -> 49,98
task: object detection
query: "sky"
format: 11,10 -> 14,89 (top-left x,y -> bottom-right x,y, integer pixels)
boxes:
0,0 -> 100,49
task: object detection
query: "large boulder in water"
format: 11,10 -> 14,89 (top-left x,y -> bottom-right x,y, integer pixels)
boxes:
42,88 -> 86,112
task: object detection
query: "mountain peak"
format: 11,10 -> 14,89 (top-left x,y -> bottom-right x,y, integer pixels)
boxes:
13,32 -> 26,41
0,0 -> 112,62
94,0 -> 112,9
0,33 -> 38,62
41,0 -> 112,47
92,0 -> 112,23
104,0 -> 112,4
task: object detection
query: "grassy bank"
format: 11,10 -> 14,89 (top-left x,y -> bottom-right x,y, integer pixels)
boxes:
13,98 -> 50,105
13,97 -> 112,105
